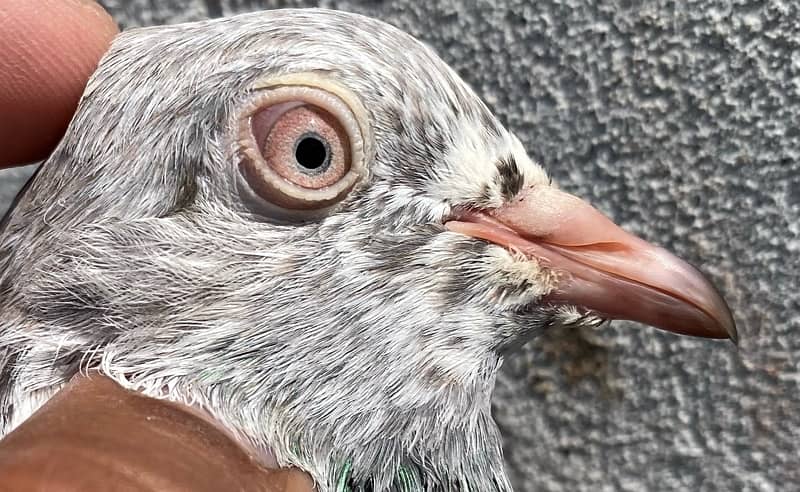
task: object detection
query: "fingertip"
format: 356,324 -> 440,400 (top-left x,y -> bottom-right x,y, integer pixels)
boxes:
265,468 -> 317,492
0,0 -> 119,167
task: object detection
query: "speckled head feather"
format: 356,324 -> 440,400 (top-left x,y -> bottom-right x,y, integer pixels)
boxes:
0,7 -> 735,492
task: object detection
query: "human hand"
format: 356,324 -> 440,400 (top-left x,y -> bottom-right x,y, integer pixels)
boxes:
0,0 -> 118,167
0,374 -> 315,491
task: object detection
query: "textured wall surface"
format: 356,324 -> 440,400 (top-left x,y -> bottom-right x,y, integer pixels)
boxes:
2,1 -> 797,490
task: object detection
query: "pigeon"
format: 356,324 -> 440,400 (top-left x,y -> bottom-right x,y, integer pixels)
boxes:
0,8 -> 736,492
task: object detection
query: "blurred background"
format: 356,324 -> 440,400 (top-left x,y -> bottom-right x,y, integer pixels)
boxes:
1,1 -> 797,490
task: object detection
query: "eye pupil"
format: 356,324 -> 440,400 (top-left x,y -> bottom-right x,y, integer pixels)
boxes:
294,134 -> 329,171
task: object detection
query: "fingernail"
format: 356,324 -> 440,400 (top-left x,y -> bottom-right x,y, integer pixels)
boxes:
68,0 -> 117,25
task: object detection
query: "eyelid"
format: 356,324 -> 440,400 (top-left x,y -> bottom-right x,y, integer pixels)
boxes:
250,101 -> 304,148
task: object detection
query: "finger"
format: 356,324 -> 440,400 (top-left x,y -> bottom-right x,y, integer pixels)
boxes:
0,375 -> 317,491
263,468 -> 318,492
0,0 -> 119,167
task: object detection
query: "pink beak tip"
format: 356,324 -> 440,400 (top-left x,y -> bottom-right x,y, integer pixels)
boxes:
448,185 -> 740,346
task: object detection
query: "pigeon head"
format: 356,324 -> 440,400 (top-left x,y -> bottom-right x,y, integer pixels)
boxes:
0,8 -> 735,491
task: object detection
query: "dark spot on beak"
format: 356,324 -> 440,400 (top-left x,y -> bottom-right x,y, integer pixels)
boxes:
496,156 -> 523,200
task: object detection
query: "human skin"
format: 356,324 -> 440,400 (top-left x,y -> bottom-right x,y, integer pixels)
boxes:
0,0 -> 119,167
0,2 -> 314,489
0,375 -> 314,492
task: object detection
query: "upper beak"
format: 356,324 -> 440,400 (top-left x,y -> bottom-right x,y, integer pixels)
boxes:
445,185 -> 737,343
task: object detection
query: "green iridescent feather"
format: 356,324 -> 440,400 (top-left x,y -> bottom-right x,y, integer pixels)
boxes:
335,461 -> 422,492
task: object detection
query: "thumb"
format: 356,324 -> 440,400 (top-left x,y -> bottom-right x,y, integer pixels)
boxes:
0,0 -> 118,167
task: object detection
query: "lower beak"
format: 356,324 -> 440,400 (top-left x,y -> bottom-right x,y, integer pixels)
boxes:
445,185 -> 737,343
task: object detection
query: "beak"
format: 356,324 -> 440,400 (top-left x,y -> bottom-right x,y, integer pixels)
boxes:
445,185 -> 737,343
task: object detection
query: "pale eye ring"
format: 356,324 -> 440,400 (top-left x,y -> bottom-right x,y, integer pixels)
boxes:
236,77 -> 369,213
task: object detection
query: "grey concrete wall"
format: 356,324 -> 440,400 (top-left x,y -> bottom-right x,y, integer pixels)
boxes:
2,1 -> 797,490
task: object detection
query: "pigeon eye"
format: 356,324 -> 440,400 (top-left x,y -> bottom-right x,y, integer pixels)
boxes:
260,105 -> 349,188
237,79 -> 369,213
